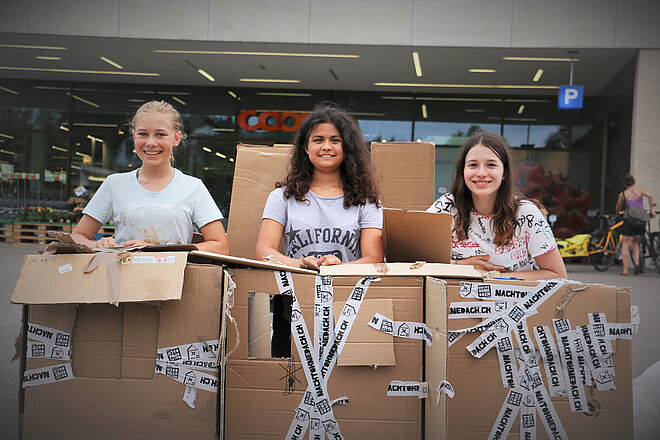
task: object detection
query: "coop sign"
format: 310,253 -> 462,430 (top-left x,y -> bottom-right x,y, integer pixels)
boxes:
237,110 -> 310,132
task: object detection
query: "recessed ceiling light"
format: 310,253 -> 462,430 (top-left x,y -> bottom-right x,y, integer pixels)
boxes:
380,96 -> 414,100
0,133 -> 15,139
154,50 -> 359,58
228,91 -> 238,99
172,96 -> 186,105
468,69 -> 496,73
51,145 -> 68,152
503,56 -> 579,62
100,56 -> 123,69
0,86 -> 18,95
257,92 -> 312,97
86,135 -> 103,143
202,146 -> 212,153
465,109 -> 485,113
59,125 -> 69,132
0,44 -> 66,50
127,98 -> 145,103
347,112 -> 386,117
74,123 -> 116,127
0,149 -> 16,155
213,128 -> 235,132
197,68 -> 215,82
239,78 -> 301,83
374,82 -> 559,90
533,69 -> 544,82
504,99 -> 549,103
0,66 -> 158,76
36,56 -> 61,61
215,152 -> 227,159
421,104 -> 428,119
518,105 -> 525,114
69,93 -> 100,108
412,52 -> 422,77
229,158 -> 234,162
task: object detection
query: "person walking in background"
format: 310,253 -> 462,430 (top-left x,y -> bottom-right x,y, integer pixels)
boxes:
616,173 -> 655,275
427,131 -> 566,280
71,100 -> 230,254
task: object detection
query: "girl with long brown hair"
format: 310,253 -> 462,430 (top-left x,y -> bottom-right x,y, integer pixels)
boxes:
256,102 -> 383,268
427,131 -> 566,280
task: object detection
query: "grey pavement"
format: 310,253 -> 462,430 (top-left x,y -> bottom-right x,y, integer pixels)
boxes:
0,246 -> 658,439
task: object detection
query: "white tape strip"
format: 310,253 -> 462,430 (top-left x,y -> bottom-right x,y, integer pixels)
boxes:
571,329 -> 592,387
155,362 -> 218,393
330,396 -> 349,406
58,263 -> 72,274
533,376 -> 568,440
23,363 -> 74,387
520,390 -> 537,440
576,325 -> 615,391
27,323 -> 71,348
466,328 -> 500,358
631,305 -> 640,333
368,313 -> 432,347
495,333 -> 518,388
183,385 -> 197,409
157,359 -> 218,373
532,326 -> 567,397
448,331 -> 464,347
607,323 -> 634,340
449,301 -> 510,319
26,341 -> 70,360
435,380 -> 455,406
459,281 -> 537,301
156,340 -> 219,363
314,276 -> 334,363
121,255 -> 176,264
513,320 -> 537,368
552,318 -> 588,412
488,388 -> 524,440
387,381 -> 428,398
588,313 -> 613,355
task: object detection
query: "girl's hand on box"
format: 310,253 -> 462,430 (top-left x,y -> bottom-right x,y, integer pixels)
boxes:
318,255 -> 342,266
123,238 -> 151,248
93,236 -> 119,248
457,255 -> 506,272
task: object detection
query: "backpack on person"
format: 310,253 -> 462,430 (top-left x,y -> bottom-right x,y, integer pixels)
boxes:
623,191 -> 650,227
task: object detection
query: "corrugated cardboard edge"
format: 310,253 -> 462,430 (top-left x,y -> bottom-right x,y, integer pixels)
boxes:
320,262 -> 482,278
190,250 -> 316,275
425,277 -> 448,440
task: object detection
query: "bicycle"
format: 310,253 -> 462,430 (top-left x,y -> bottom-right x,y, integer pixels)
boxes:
638,209 -> 660,274
587,214 -> 623,271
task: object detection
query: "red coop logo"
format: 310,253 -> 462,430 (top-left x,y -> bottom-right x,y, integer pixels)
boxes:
238,110 -> 310,132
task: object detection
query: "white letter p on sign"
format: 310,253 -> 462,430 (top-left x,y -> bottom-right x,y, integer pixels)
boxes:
564,89 -> 578,105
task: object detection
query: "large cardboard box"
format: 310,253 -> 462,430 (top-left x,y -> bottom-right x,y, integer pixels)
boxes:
445,279 -> 633,439
12,251 -> 225,440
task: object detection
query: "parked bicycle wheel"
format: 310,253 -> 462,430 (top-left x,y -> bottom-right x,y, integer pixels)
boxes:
651,232 -> 660,274
588,234 -> 613,271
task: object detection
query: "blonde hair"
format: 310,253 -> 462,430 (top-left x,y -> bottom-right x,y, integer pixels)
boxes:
130,100 -> 185,136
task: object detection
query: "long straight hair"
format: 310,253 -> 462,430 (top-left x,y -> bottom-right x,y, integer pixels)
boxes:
279,102 -> 380,208
451,131 -> 523,247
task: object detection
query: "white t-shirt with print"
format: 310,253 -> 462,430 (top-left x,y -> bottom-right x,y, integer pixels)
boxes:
426,193 -> 556,272
83,169 -> 222,246
262,187 -> 382,262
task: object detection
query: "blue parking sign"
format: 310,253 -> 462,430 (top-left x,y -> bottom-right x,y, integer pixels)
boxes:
558,85 -> 583,109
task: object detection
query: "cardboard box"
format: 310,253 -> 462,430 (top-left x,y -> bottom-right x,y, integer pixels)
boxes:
12,251 -> 225,440
445,279 -> 633,439
226,142 -> 436,259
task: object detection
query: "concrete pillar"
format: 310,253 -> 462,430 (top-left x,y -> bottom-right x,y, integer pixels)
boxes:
631,49 -> 660,228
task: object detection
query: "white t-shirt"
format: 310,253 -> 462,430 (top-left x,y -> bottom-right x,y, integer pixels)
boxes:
83,169 -> 222,246
426,193 -> 556,272
262,188 -> 382,262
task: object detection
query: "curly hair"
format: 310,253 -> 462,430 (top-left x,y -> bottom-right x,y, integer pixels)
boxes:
623,173 -> 635,188
451,131 -> 532,247
278,102 -> 380,208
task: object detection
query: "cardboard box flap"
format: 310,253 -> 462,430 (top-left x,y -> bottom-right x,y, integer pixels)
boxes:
227,143 -> 292,258
11,252 -> 188,304
383,208 -> 452,263
335,298 -> 396,366
189,250 -> 317,274
371,142 -> 435,211
320,262 -> 481,279
425,277 -> 448,440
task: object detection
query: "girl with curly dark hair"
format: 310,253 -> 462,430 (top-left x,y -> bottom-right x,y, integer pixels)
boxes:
256,102 -> 383,268
427,131 -> 566,280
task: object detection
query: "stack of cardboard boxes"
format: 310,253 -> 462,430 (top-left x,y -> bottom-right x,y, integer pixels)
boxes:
11,142 -> 633,439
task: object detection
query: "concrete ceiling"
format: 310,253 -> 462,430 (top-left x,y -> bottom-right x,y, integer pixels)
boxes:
0,32 -> 637,95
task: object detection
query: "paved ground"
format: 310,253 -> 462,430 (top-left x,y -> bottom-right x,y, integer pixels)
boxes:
0,245 -> 658,438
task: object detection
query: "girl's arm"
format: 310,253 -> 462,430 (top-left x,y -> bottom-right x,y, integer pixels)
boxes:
641,188 -> 655,217
334,228 -> 384,265
195,220 -> 230,254
256,219 -> 302,267
507,247 -> 567,280
615,192 -> 625,214
71,214 -> 117,248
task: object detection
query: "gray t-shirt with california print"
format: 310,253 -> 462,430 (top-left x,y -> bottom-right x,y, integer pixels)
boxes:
262,188 -> 382,262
